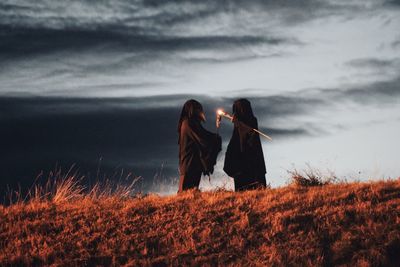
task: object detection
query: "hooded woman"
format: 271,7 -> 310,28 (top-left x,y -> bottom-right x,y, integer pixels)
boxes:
178,99 -> 221,192
223,99 -> 267,191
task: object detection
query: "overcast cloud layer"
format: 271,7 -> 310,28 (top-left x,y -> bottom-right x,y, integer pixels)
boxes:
0,0 -> 399,195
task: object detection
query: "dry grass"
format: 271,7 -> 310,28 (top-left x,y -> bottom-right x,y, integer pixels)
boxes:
0,176 -> 399,266
287,165 -> 338,187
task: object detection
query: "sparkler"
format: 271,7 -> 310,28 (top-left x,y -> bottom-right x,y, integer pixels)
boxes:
216,109 -> 229,130
216,109 -> 272,141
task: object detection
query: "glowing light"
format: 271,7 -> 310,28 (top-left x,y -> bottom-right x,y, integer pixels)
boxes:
217,109 -> 224,115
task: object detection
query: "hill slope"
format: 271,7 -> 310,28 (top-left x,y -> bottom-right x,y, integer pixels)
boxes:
1,179 -> 400,266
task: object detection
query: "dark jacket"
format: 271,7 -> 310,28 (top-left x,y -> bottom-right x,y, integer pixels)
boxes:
223,98 -> 266,191
179,118 -> 221,176
224,117 -> 266,180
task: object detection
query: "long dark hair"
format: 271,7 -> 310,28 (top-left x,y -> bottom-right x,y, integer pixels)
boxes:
178,99 -> 204,144
232,98 -> 255,124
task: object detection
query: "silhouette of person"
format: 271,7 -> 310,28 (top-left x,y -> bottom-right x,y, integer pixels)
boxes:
223,99 -> 267,191
178,99 -> 221,192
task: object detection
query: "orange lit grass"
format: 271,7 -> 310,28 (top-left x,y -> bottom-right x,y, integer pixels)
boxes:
0,175 -> 399,266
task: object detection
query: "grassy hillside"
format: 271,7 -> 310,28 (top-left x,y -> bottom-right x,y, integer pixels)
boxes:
1,178 -> 399,266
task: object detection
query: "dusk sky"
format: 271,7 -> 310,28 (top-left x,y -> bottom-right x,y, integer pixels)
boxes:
1,0 -> 400,194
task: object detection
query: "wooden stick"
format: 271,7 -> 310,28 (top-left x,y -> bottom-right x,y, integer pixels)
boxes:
252,128 -> 273,141
217,110 -> 272,141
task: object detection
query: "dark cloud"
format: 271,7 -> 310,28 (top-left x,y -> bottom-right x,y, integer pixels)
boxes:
0,96 -> 180,197
340,77 -> 400,104
0,24 -> 292,59
259,127 -> 309,137
141,0 -> 337,23
339,58 -> 400,104
296,76 -> 400,108
385,0 -> 400,6
345,58 -> 400,69
246,94 -> 324,118
0,0 -> 382,63
180,52 -> 289,65
0,0 -> 377,29
392,38 -> 400,49
0,0 -> 339,29
0,0 -> 305,64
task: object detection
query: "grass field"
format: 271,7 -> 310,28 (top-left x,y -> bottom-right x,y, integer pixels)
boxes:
1,176 -> 399,266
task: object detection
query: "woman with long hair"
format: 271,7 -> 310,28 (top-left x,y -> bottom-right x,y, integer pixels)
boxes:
178,99 -> 221,192
223,99 -> 267,191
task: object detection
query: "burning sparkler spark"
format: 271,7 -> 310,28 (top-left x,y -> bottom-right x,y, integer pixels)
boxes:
216,109 -> 233,120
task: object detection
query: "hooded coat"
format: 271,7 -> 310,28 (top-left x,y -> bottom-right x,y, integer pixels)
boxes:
178,100 -> 221,191
223,99 -> 266,191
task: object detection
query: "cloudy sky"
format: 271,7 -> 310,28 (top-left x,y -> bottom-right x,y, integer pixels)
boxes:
1,0 -> 399,195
